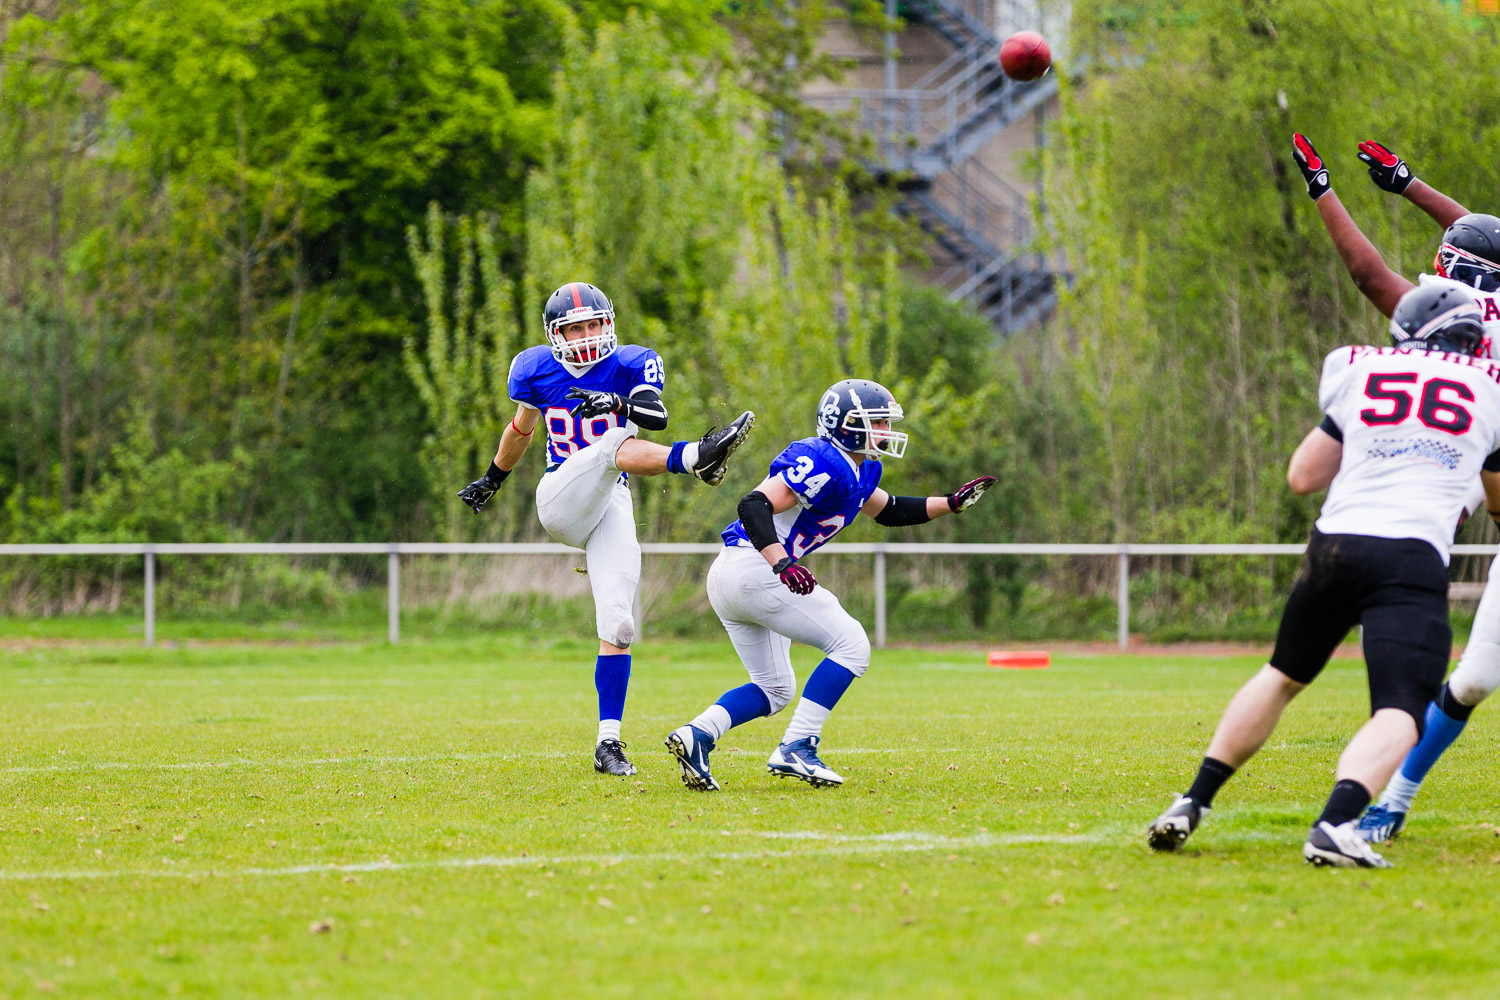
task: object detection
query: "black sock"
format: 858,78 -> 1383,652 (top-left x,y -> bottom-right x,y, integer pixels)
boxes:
1440,682 -> 1476,721
1316,778 -> 1372,827
1185,756 -> 1236,807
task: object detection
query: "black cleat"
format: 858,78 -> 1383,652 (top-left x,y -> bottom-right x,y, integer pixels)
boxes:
594,739 -> 637,776
691,411 -> 756,486
1304,820 -> 1392,868
1147,795 -> 1208,852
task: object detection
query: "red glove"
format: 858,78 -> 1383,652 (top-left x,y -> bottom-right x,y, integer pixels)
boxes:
771,557 -> 816,595
1292,133 -> 1331,201
947,475 -> 997,513
1356,140 -> 1415,195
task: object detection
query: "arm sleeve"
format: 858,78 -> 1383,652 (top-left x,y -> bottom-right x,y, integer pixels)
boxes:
872,494 -> 932,527
619,387 -> 668,431
1485,451 -> 1500,473
1318,414 -> 1343,443
737,491 -> 779,550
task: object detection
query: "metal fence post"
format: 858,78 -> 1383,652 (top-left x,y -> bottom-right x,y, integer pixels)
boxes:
874,544 -> 887,649
1116,545 -> 1129,650
387,547 -> 400,645
143,547 -> 156,648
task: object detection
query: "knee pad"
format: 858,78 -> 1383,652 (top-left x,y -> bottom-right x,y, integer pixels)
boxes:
598,426 -> 636,472
760,679 -> 795,715
828,628 -> 871,677
598,611 -> 636,649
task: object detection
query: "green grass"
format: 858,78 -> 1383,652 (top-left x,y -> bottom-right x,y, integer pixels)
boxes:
3,634 -> 1499,998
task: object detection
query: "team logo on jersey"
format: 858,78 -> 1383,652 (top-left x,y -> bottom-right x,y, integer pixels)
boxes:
1365,437 -> 1463,470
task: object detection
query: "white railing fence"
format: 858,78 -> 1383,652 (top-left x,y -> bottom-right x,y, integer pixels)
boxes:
4,542 -> 1497,650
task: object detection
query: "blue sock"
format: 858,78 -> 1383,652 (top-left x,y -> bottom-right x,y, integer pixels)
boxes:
1399,699 -> 1469,783
716,683 -> 772,728
595,654 -> 631,735
802,658 -> 857,711
666,441 -> 689,475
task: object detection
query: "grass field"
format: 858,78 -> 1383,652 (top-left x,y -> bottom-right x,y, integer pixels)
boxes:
4,633 -> 1500,998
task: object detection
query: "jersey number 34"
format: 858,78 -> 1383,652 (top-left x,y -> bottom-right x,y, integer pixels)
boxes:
1360,373 -> 1473,435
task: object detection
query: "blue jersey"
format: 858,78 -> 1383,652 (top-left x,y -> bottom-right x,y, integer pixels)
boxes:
722,436 -> 883,561
507,344 -> 665,469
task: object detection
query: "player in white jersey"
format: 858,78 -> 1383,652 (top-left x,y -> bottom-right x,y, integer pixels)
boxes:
456,281 -> 755,777
1290,133 -> 1500,348
1147,283 -> 1500,868
1290,135 -> 1500,841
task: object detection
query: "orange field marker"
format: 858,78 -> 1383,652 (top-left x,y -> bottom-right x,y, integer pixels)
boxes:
987,650 -> 1050,669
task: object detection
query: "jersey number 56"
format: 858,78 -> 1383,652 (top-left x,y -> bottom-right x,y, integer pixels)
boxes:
1360,373 -> 1473,435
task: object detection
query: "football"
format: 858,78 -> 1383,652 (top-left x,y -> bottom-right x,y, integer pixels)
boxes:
999,30 -> 1051,82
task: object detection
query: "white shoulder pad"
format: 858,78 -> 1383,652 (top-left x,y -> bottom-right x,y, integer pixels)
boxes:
1318,346 -> 1362,415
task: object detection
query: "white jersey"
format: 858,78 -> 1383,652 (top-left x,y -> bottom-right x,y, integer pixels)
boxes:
1316,344 -> 1500,563
1418,273 -> 1500,358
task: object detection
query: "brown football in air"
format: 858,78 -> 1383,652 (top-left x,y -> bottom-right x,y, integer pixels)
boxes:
1000,30 -> 1051,82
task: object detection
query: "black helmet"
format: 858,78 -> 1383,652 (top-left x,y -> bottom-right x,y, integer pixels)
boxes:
542,282 -> 617,366
1435,214 -> 1500,292
1390,282 -> 1485,357
816,379 -> 908,458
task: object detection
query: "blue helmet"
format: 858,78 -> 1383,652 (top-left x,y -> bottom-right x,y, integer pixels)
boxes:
816,379 -> 908,459
543,282 -> 617,367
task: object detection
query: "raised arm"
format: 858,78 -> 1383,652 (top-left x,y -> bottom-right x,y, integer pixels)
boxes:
1293,134 -> 1414,319
1356,140 -> 1470,229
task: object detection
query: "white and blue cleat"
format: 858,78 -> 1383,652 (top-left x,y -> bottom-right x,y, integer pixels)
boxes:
666,725 -> 720,791
1354,802 -> 1407,844
1305,819 -> 1393,868
766,736 -> 844,788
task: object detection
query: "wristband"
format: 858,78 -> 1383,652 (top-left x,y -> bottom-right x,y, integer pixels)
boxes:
771,557 -> 795,575
486,462 -> 511,487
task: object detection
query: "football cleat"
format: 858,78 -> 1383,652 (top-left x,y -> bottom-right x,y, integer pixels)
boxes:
1354,802 -> 1407,844
1304,820 -> 1393,869
665,725 -> 720,791
691,411 -> 756,486
593,738 -> 637,777
766,736 -> 843,787
1146,796 -> 1208,853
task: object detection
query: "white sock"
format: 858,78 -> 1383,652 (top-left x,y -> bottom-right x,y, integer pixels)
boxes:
689,705 -> 731,742
781,699 -> 831,744
680,441 -> 700,470
597,719 -> 621,743
1379,772 -> 1423,813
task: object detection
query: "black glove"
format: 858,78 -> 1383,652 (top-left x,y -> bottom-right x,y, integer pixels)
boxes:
947,476 -> 997,513
771,556 -> 816,595
457,462 -> 509,514
1356,139 -> 1415,194
1291,133 -> 1331,201
566,387 -> 622,420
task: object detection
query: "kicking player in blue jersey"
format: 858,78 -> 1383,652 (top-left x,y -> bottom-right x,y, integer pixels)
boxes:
457,281 -> 755,776
665,379 -> 995,790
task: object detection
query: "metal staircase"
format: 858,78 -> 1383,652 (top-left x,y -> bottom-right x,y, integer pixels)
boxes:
804,0 -> 1062,334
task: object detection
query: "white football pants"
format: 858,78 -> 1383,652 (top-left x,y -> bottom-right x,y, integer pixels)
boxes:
706,544 -> 872,714
535,426 -> 641,648
1448,553 -> 1500,707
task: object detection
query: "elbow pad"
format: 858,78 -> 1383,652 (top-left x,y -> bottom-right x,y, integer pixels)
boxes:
873,495 -> 931,527
621,389 -> 668,431
737,491 -> 780,551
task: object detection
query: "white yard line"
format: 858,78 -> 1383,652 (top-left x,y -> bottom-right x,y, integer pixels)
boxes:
0,829 -> 1115,883
0,747 -> 943,775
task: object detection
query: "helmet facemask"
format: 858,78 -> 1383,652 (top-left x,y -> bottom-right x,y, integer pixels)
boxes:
842,391 -> 908,459
547,313 -> 617,367
1435,243 -> 1500,291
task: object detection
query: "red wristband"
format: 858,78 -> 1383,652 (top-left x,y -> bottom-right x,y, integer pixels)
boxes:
510,417 -> 533,437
